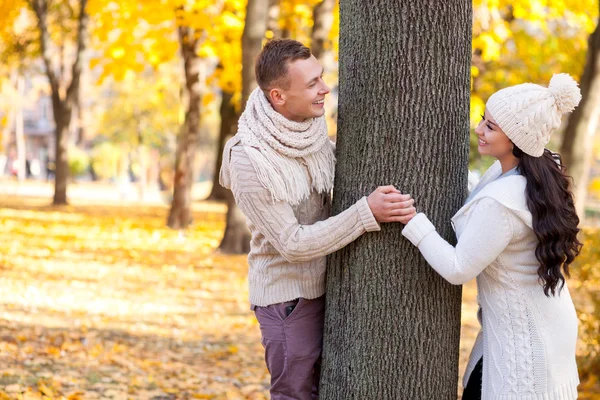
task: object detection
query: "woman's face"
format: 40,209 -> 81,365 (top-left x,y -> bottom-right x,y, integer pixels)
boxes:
475,109 -> 514,159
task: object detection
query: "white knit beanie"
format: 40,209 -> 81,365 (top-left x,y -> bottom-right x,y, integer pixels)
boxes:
486,73 -> 582,157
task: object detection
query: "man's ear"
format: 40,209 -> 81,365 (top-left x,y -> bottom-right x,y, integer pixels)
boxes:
268,88 -> 286,106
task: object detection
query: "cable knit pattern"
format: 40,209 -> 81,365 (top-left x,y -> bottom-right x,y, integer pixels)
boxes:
402,161 -> 579,400
227,145 -> 379,307
486,74 -> 581,157
220,87 -> 335,205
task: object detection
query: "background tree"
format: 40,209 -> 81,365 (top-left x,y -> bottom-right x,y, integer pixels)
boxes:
206,90 -> 238,201
216,0 -> 337,253
560,6 -> 600,220
469,0 -> 597,172
96,68 -> 180,195
218,0 -> 269,254
25,0 -> 90,205
90,0 -> 217,228
310,0 -> 335,61
0,4 -> 39,182
320,1 -> 472,398
278,0 -> 320,41
205,0 -> 246,202
206,0 -> 338,204
166,20 -> 204,229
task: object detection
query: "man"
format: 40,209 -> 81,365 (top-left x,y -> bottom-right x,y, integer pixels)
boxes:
220,39 -> 415,399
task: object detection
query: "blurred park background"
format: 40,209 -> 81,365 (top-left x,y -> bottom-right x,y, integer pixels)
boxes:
0,0 -> 600,399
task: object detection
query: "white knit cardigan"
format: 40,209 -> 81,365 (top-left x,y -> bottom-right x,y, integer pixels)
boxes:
402,161 -> 579,400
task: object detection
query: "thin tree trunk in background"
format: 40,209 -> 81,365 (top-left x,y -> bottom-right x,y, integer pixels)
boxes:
560,11 -> 600,222
207,91 -> 238,201
1,92 -> 14,174
15,75 -> 26,181
167,25 -> 202,229
137,122 -> 147,202
52,105 -> 71,204
241,0 -> 269,107
219,189 -> 251,254
267,0 -> 281,38
321,1 -> 472,398
76,96 -> 85,144
137,145 -> 147,201
310,0 -> 336,61
210,0 -> 281,202
28,0 -> 89,205
218,0 -> 269,254
70,104 -> 79,145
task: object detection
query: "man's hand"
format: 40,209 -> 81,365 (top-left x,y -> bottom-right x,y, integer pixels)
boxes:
367,185 -> 416,224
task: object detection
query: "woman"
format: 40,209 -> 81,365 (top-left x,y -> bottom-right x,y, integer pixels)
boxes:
401,74 -> 583,400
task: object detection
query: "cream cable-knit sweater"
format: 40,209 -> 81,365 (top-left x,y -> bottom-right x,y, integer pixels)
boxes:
226,142 -> 380,307
402,161 -> 579,400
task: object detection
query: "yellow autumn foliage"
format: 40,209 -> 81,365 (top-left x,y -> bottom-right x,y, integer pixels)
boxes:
470,0 -> 598,128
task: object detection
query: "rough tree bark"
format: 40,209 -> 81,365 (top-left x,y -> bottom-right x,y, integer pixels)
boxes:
320,1 -> 472,399
218,0 -> 269,254
28,0 -> 89,205
310,0 -> 336,61
167,25 -> 202,229
560,10 -> 600,221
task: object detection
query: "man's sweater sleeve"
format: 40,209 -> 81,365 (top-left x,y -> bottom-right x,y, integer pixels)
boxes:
401,198 -> 513,285
230,146 -> 380,263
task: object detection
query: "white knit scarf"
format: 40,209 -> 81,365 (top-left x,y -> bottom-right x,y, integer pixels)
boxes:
220,87 -> 335,205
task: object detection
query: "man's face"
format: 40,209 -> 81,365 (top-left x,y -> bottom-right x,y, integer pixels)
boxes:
270,55 -> 330,122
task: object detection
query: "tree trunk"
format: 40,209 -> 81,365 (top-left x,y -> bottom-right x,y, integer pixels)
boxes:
70,103 -> 79,144
167,26 -> 202,229
560,12 -> 600,222
267,0 -> 282,38
241,0 -> 269,107
207,91 -> 238,201
219,189 -> 251,254
15,75 -> 26,181
29,0 -> 89,205
76,98 -> 85,145
321,1 -> 472,399
137,145 -> 147,201
310,0 -> 336,61
1,95 -> 14,174
210,0 -> 280,202
52,109 -> 71,204
218,0 -> 269,253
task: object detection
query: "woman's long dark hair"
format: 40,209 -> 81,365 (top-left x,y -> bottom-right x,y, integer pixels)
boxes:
513,146 -> 582,296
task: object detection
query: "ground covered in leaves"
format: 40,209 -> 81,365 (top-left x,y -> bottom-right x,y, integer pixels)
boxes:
0,195 -> 597,399
0,197 -> 269,399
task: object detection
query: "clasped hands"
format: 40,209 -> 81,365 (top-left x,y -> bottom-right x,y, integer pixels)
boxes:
367,185 -> 416,225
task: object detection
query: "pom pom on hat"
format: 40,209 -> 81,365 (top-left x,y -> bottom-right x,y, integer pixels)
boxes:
548,73 -> 582,114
